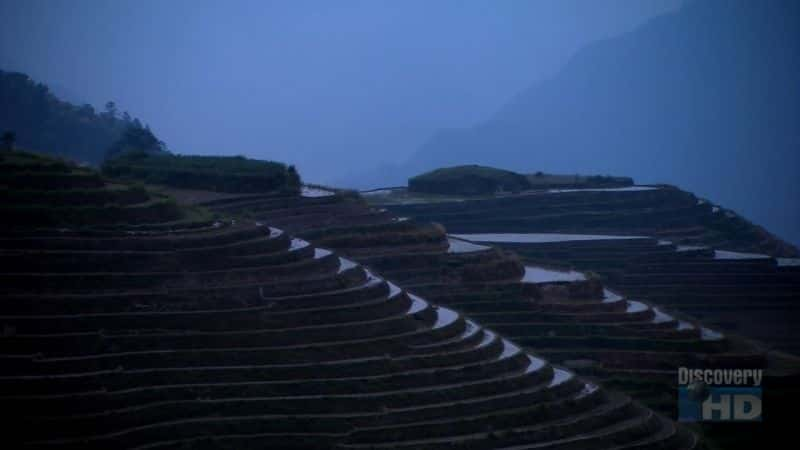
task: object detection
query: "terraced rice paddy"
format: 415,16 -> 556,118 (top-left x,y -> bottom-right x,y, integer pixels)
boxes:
375,184 -> 800,448
192,187 -> 701,449
451,233 -> 649,244
2,152 -> 697,448
381,186 -> 800,354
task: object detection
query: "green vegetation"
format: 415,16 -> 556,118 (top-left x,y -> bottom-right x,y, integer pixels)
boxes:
102,151 -> 302,194
526,172 -> 633,188
407,165 -> 634,196
409,165 -> 532,195
105,125 -> 167,160
0,70 -> 158,165
0,150 -> 203,229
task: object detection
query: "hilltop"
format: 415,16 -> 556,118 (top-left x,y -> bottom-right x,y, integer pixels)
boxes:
409,165 -> 531,196
102,150 -> 301,194
408,165 -> 632,196
0,150 -> 207,230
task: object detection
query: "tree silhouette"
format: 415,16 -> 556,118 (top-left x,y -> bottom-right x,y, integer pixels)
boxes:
1,131 -> 15,151
104,125 -> 166,160
286,165 -> 301,188
1,70 -> 158,164
104,101 -> 117,118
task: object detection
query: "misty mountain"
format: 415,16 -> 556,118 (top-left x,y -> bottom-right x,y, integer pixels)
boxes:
0,70 -> 151,165
405,0 -> 800,244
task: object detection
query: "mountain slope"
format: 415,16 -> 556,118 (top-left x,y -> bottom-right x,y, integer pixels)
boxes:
409,0 -> 800,245
1,151 -> 696,449
0,70 -> 152,164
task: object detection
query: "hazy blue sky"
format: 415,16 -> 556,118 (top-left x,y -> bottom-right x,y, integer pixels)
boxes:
0,0 -> 682,183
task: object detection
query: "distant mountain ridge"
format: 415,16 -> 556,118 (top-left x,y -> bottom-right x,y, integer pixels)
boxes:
406,0 -> 800,245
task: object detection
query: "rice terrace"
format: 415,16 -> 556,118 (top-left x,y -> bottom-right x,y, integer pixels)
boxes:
1,1 -> 799,449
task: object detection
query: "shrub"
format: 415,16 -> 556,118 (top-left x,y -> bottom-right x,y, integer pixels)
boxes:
103,152 -> 301,194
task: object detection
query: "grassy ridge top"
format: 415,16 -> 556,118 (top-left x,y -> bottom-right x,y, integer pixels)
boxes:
102,151 -> 301,194
525,172 -> 632,189
409,165 -> 532,195
408,165 -> 633,196
1,150 -> 205,230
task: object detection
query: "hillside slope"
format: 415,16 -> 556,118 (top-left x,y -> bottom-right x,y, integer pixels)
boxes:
207,181 -> 800,449
409,0 -> 800,245
1,150 -> 698,449
373,182 -> 800,449
0,70 -> 153,164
